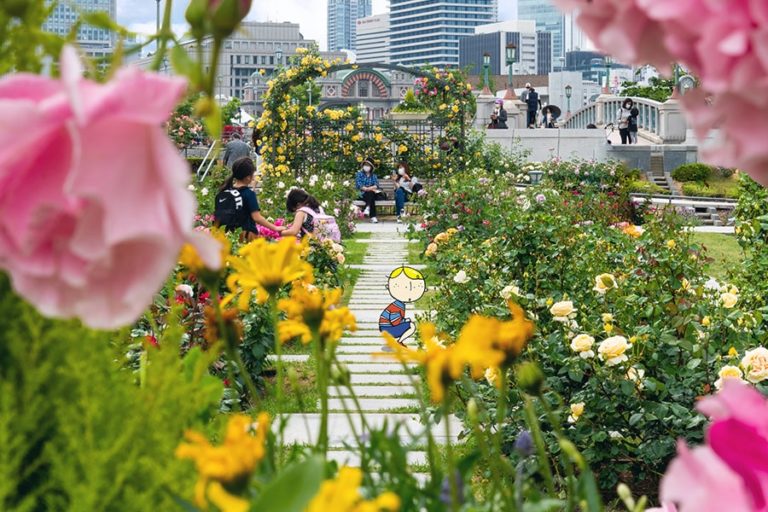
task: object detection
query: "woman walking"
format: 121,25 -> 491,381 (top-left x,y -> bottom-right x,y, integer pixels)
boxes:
616,98 -> 634,145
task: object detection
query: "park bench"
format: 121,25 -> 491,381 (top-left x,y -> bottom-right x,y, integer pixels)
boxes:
353,178 -> 436,216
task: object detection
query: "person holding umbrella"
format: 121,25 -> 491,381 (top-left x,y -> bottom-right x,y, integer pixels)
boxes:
542,105 -> 562,128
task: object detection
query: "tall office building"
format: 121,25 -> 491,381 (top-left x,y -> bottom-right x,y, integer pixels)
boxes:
459,21 -> 552,76
328,0 -> 373,52
43,0 -> 116,58
518,0 -> 564,69
356,14 -> 390,63
390,0 -> 498,68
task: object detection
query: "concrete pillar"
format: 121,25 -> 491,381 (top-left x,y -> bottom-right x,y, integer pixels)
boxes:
475,94 -> 496,129
659,99 -> 687,143
503,99 -> 527,129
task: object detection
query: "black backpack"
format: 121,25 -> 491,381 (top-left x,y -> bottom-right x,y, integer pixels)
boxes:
214,187 -> 248,231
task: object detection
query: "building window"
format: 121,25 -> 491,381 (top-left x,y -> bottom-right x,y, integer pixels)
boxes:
358,80 -> 369,98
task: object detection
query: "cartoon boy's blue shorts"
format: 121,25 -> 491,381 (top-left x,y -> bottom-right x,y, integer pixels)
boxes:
379,321 -> 411,338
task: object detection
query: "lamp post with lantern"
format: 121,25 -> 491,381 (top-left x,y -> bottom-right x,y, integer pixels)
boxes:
275,47 -> 283,68
504,43 -> 517,100
481,52 -> 492,95
603,55 -> 613,94
565,84 -> 572,119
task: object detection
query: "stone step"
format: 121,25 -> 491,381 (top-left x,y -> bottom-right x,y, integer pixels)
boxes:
327,449 -> 427,468
351,373 -> 414,385
341,363 -> 408,374
280,413 -> 462,445
350,264 -> 426,271
336,345 -> 387,354
329,384 -> 416,398
328,397 -> 420,412
335,354 -> 395,364
268,354 -> 310,363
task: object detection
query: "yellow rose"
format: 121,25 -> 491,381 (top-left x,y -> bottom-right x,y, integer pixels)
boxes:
702,316 -> 711,327
485,366 -> 501,388
741,347 -> 768,383
451,104 -> 459,113
550,301 -> 575,321
666,239 -> 676,249
567,402 -> 585,423
546,297 -> 554,307
570,334 -> 595,359
728,346 -> 738,358
593,273 -> 618,294
434,232 -> 449,244
598,336 -> 630,366
721,292 -> 738,309
424,243 -> 438,257
715,365 -> 744,389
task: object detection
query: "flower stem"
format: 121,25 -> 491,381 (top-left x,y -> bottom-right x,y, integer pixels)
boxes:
493,369 -> 514,507
269,298 -> 285,461
313,332 -> 329,456
523,395 -> 556,496
443,395 -> 459,512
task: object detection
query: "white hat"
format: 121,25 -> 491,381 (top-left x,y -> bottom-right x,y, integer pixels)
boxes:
525,82 -> 531,88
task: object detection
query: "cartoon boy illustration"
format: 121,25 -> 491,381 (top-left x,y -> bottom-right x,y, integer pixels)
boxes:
380,266 -> 426,347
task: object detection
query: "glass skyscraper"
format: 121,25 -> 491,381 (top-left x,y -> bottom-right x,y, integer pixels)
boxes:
518,0 -> 564,70
43,0 -> 116,58
328,0 -> 373,52
389,0 -> 498,68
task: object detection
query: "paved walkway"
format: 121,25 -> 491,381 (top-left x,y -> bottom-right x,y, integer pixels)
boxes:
282,221 -> 460,475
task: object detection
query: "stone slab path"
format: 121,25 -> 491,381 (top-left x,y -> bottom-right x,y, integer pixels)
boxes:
281,221 -> 460,479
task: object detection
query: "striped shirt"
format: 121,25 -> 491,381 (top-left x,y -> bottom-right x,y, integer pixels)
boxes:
379,300 -> 406,327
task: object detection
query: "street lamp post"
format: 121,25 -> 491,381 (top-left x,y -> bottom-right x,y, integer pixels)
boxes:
603,55 -> 613,94
481,52 -> 492,96
504,43 -> 517,100
565,84 -> 572,119
275,48 -> 283,68
308,81 -> 312,106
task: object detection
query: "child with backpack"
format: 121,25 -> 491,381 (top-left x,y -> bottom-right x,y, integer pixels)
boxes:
281,188 -> 341,242
214,157 -> 284,240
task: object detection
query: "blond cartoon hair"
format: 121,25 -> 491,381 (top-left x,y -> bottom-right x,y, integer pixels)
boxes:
389,266 -> 424,280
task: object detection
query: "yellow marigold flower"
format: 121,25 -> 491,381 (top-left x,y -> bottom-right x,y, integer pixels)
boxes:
382,323 -> 463,403
177,413 -> 270,509
278,284 -> 355,345
226,238 -> 312,309
307,467 -> 400,512
207,482 -> 249,512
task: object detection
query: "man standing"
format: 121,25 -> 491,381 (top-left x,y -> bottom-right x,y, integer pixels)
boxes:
222,132 -> 251,168
525,86 -> 542,128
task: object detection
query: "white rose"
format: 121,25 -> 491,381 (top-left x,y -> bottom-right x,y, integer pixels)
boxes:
500,285 -> 521,300
342,180 -> 350,187
277,181 -> 285,189
598,336 -> 630,366
453,270 -> 469,284
741,347 -> 768,383
715,365 -> 744,389
550,301 -> 576,322
175,284 -> 194,298
570,334 -> 595,359
593,273 -> 618,295
187,184 -> 196,191
704,277 -> 721,291
201,187 -> 209,196
601,313 -> 614,323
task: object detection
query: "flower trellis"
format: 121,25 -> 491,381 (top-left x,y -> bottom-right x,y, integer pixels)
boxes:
255,48 -> 476,178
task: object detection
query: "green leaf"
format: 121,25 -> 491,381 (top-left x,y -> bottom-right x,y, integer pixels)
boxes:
251,456 -> 325,512
523,499 -> 567,512
629,413 -> 643,427
620,380 -> 635,397
578,470 -> 603,512
686,358 -> 702,370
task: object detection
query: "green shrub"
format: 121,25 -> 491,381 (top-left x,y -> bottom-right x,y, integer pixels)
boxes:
671,163 -> 712,182
627,179 -> 670,195
681,182 -> 719,197
0,275 -> 222,511
392,89 -> 429,113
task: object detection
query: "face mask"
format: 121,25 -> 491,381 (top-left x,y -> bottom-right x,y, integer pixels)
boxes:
363,165 -> 371,172
397,168 -> 405,175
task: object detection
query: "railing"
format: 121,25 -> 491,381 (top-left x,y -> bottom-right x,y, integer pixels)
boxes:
563,95 -> 686,144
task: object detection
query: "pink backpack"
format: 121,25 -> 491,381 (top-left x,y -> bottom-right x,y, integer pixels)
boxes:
299,207 -> 342,243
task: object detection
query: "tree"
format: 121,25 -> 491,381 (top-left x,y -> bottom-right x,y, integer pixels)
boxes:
221,97 -> 242,125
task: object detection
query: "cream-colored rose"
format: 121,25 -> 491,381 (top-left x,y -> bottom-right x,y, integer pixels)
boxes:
626,367 -> 645,389
598,336 -> 630,366
570,334 -> 595,359
331,242 -> 344,254
500,285 -> 521,300
601,313 -> 614,323
593,273 -> 618,294
721,292 -> 738,309
715,365 -> 744,389
425,243 -> 438,257
336,253 -> 346,264
567,402 -> 585,423
550,301 -> 576,321
434,232 -> 449,244
485,366 -> 501,388
741,347 -> 768,383
453,270 -> 469,284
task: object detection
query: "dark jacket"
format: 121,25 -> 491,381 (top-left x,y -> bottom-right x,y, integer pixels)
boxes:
526,91 -> 541,112
222,139 -> 251,168
496,107 -> 508,129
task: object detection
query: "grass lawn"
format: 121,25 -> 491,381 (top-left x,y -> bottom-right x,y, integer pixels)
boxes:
258,360 -> 318,414
345,231 -> 370,266
691,232 -> 743,280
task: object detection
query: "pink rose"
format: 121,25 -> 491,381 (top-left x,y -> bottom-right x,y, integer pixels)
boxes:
0,46 -> 220,329
659,381 -> 768,511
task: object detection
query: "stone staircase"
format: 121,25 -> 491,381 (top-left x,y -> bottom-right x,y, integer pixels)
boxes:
280,222 -> 460,479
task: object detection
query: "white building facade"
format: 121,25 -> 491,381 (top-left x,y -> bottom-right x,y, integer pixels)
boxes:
355,14 -> 390,64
